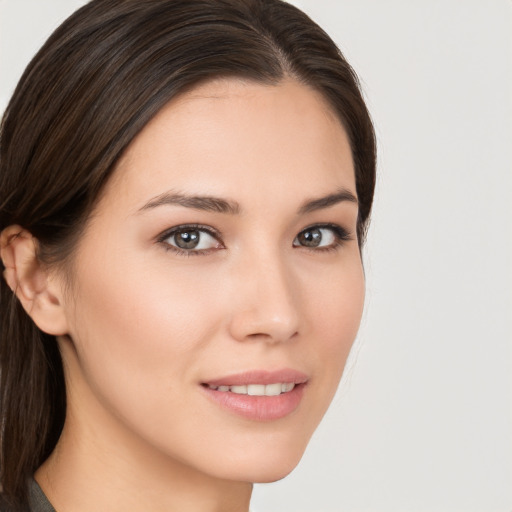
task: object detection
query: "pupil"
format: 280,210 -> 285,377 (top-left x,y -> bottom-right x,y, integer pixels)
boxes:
299,229 -> 322,247
175,230 -> 200,249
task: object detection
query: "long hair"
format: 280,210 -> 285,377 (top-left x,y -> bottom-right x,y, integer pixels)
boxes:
0,0 -> 376,508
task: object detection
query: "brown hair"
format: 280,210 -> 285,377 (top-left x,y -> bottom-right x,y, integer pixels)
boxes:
0,0 -> 376,508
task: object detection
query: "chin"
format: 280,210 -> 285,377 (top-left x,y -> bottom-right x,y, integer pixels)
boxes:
211,434 -> 310,484
249,465 -> 299,484
226,458 -> 302,484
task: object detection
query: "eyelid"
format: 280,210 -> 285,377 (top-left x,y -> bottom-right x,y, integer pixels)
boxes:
156,223 -> 224,255
293,223 -> 353,249
156,223 -> 221,241
155,222 -> 352,256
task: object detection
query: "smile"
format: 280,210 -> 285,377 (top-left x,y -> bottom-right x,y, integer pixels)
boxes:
206,383 -> 296,396
201,369 -> 308,421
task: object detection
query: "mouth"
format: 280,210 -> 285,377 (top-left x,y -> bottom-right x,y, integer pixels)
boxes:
203,382 -> 297,396
200,369 -> 308,421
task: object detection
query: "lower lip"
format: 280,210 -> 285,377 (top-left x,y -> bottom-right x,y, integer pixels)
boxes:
201,383 -> 306,421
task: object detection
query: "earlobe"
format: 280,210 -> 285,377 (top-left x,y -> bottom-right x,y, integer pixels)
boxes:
0,225 -> 69,336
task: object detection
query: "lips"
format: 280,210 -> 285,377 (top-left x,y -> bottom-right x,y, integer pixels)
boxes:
201,369 -> 308,421
203,368 -> 308,387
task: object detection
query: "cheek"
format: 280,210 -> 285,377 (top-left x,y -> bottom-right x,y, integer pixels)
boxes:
66,249 -> 223,408
322,271 -> 364,355
64,253 -> 233,462
302,256 -> 365,395
309,253 -> 364,334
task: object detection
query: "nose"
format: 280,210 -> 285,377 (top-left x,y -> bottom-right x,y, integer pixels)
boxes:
227,252 -> 300,344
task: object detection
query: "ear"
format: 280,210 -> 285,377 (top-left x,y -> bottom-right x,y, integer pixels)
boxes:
0,225 -> 69,336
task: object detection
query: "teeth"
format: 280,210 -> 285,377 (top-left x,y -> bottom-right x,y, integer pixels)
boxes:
207,383 -> 296,396
266,383 -> 282,396
247,384 -> 265,396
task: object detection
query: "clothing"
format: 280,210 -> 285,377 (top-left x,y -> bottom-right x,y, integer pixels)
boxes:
0,480 -> 55,512
27,480 -> 55,512
1,480 -> 255,511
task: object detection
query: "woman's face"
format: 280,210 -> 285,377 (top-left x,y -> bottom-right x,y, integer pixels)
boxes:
58,78 -> 365,483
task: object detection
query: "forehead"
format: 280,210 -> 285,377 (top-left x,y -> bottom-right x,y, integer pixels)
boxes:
105,78 -> 355,212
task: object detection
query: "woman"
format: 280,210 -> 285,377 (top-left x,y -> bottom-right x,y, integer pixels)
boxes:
0,0 -> 376,510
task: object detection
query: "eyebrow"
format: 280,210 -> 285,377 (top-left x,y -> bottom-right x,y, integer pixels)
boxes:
298,188 -> 358,214
138,187 -> 358,215
138,192 -> 241,214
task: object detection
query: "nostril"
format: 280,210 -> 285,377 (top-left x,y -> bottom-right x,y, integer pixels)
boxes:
246,332 -> 272,339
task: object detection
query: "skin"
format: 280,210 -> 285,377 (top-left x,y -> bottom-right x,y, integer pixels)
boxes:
4,78 -> 365,511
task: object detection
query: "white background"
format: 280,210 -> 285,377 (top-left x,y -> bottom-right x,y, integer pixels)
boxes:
1,1 -> 511,511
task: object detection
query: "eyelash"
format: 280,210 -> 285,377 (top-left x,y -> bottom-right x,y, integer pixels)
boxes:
157,223 -> 353,256
157,224 -> 222,257
297,223 -> 353,253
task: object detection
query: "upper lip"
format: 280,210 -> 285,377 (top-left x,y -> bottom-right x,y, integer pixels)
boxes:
203,368 -> 309,387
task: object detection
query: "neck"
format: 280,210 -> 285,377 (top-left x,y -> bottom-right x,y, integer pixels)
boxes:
35,342 -> 253,512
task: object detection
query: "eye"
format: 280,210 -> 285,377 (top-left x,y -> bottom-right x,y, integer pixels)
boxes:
159,225 -> 222,254
293,224 -> 351,250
